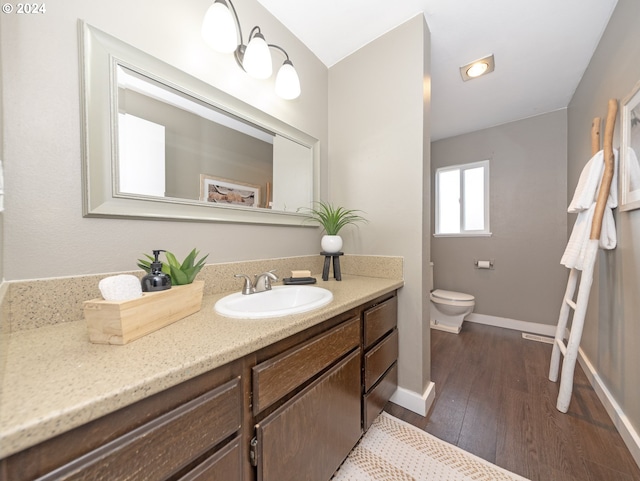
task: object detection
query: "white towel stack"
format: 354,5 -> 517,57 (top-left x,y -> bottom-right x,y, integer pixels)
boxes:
561,149 -> 618,270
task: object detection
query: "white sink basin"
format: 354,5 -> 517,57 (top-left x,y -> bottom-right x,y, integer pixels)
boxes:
214,285 -> 333,319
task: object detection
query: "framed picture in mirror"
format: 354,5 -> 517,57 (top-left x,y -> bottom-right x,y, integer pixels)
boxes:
620,80 -> 640,211
199,174 -> 261,208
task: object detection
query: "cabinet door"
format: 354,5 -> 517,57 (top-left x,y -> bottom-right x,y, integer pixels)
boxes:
255,351 -> 361,481
37,377 -> 242,481
178,436 -> 242,481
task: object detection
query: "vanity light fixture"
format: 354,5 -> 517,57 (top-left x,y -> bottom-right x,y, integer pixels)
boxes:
202,0 -> 301,99
460,54 -> 495,82
241,27 -> 272,79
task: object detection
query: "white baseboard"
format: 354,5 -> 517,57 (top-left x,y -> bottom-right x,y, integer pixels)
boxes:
390,382 -> 436,417
466,313 -> 557,337
577,347 -> 640,468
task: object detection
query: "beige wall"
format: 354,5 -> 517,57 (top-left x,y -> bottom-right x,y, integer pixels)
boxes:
2,0 -> 431,416
329,15 -> 432,399
0,29 -> 4,283
0,0 -> 328,280
567,0 -> 640,436
431,110 -> 569,325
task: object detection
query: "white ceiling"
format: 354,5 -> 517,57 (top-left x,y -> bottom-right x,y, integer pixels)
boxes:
255,0 -> 618,140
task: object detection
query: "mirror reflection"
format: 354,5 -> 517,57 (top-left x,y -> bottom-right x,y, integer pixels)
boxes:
116,65 -> 312,211
81,21 -> 318,226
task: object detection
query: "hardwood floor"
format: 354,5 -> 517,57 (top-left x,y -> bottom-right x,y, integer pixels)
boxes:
385,322 -> 640,481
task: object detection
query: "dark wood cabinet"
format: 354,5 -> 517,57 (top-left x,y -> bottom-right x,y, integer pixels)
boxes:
1,291 -> 398,481
362,295 -> 399,431
254,351 -> 361,481
37,378 -> 242,481
364,329 -> 398,391
0,362 -> 245,481
252,316 -> 360,416
178,437 -> 243,481
363,295 -> 398,349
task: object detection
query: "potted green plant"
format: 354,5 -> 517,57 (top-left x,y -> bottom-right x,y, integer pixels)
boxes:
299,201 -> 367,253
137,248 -> 208,285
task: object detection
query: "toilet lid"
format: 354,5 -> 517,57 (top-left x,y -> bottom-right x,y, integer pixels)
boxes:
431,289 -> 474,302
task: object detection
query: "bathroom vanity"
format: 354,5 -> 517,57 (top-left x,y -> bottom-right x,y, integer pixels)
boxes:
0,267 -> 401,481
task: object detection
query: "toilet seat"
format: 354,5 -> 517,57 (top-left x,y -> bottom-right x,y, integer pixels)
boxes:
431,289 -> 474,301
430,289 -> 475,306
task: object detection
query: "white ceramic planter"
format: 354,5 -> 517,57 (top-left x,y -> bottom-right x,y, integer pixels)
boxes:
321,235 -> 343,253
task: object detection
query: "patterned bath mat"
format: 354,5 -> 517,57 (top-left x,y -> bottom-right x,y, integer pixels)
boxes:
332,412 -> 529,481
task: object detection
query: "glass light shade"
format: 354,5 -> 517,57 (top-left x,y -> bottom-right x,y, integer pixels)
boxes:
243,33 -> 272,79
201,1 -> 237,54
275,60 -> 301,100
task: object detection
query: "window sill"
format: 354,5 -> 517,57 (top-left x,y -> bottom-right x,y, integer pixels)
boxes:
433,232 -> 493,238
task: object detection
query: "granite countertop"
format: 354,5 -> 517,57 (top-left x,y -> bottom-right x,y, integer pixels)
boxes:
0,274 -> 403,459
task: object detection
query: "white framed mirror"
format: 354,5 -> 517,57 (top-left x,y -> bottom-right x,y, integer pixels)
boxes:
620,79 -> 640,212
79,21 -> 319,225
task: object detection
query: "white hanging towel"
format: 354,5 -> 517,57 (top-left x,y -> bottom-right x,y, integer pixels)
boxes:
561,149 -> 618,270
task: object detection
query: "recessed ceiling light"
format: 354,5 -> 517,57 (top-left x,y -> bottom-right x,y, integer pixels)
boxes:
460,54 -> 495,81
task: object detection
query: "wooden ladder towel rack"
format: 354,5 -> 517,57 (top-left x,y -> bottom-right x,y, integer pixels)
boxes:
548,98 -> 617,413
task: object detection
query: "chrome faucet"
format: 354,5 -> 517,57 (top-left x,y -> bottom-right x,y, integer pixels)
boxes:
234,270 -> 278,295
254,270 -> 278,292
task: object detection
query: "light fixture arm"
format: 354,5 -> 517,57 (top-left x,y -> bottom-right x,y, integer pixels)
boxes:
223,0 -> 243,46
268,43 -> 291,62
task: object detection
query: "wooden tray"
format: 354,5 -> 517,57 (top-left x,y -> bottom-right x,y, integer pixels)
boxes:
84,281 -> 204,345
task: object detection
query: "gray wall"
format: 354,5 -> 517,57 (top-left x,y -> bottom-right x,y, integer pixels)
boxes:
567,0 -> 640,436
329,15 -> 432,399
431,110 -> 568,325
0,0 -> 328,280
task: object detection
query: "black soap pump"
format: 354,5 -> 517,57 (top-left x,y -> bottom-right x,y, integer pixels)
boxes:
141,250 -> 172,292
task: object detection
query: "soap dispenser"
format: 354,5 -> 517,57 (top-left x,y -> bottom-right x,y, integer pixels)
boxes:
141,250 -> 172,292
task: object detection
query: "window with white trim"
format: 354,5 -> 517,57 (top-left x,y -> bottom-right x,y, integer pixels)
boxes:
435,160 -> 490,236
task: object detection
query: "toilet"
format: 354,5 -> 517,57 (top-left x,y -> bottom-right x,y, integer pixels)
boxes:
430,289 -> 475,333
429,262 -> 475,334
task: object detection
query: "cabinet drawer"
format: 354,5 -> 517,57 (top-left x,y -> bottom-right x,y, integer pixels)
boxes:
253,317 -> 360,415
255,350 -> 362,481
39,377 -> 242,481
363,296 -> 397,349
364,329 -> 398,392
179,436 -> 242,481
363,362 -> 398,431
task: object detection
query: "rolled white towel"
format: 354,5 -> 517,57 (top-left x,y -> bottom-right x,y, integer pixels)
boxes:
99,274 -> 143,301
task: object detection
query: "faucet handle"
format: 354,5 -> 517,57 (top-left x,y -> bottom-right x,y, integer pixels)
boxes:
254,270 -> 278,291
234,273 -> 254,295
265,269 -> 278,288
